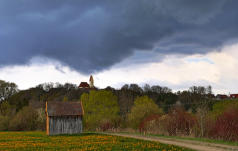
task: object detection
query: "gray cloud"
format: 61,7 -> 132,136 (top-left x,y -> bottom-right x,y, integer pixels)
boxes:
0,0 -> 237,73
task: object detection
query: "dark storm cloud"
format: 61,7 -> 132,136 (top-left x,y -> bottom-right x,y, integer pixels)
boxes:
0,0 -> 237,73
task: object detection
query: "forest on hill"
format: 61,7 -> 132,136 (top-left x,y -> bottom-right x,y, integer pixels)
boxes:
0,80 -> 238,142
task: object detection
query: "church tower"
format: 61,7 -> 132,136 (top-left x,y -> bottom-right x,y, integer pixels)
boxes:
89,75 -> 94,88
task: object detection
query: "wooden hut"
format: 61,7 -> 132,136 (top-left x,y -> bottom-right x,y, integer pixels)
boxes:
45,101 -> 84,135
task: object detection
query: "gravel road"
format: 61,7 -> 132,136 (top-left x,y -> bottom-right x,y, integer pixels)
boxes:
105,133 -> 238,151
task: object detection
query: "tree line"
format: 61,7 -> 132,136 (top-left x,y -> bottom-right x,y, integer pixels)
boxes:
0,80 -> 238,141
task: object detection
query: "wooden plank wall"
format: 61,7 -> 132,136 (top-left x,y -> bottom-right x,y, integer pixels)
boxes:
48,116 -> 83,135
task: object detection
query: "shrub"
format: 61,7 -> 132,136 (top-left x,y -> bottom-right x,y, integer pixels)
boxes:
9,106 -> 39,131
194,107 -> 210,137
208,107 -> 238,141
157,114 -> 171,135
127,96 -> 163,129
139,114 -> 161,133
210,100 -> 238,119
165,107 -> 197,136
99,119 -> 113,131
0,101 -> 16,117
0,115 -> 9,131
36,108 -> 46,130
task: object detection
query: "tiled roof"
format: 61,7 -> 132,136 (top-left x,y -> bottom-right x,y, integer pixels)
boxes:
79,82 -> 90,88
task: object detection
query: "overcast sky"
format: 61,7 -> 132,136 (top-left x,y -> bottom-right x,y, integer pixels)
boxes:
1,0 -> 238,94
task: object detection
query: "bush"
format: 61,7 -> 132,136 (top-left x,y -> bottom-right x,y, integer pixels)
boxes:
99,119 -> 113,131
208,107 -> 238,141
127,96 -> 163,129
156,114 -> 171,135
0,101 -> 16,117
36,108 -> 46,130
210,100 -> 238,119
139,114 -> 161,133
0,116 -> 9,131
9,106 -> 39,131
164,107 -> 197,136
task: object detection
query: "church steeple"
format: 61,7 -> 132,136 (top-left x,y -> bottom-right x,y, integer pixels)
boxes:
89,75 -> 94,88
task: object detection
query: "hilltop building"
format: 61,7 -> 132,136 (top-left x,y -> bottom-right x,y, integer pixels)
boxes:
78,82 -> 90,88
89,75 -> 94,88
216,93 -> 238,100
216,94 -> 228,100
79,75 -> 95,89
45,101 -> 84,135
230,94 -> 238,99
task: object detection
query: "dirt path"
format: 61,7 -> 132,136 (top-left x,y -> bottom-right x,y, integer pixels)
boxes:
104,133 -> 238,151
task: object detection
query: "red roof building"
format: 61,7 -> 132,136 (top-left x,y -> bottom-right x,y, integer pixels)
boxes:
216,94 -> 228,100
79,82 -> 90,88
230,94 -> 238,99
78,75 -> 95,89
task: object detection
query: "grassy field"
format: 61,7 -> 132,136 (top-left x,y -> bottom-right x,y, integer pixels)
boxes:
0,131 -> 193,151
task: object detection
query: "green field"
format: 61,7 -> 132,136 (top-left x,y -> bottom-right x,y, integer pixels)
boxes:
0,131 -> 193,151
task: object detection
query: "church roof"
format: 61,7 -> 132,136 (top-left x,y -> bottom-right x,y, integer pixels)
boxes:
46,101 -> 83,116
79,82 -> 90,88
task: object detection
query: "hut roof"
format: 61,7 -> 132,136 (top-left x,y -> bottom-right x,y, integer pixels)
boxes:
46,101 -> 83,116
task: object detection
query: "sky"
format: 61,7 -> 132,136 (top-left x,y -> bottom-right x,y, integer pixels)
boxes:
1,0 -> 238,94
